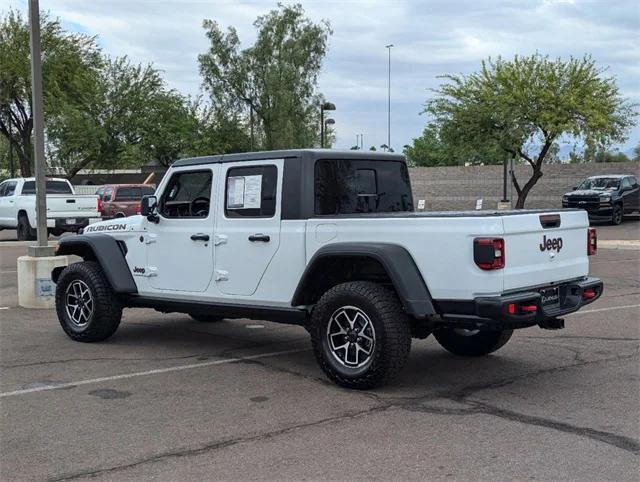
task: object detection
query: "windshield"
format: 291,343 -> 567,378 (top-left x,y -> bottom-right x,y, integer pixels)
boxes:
577,178 -> 620,191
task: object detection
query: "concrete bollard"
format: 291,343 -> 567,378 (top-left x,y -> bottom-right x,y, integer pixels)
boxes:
17,255 -> 68,309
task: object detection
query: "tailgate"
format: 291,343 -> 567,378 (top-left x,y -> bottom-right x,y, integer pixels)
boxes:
46,195 -> 99,218
502,210 -> 589,291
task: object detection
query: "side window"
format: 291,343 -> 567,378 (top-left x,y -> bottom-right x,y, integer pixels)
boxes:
4,181 -> 17,196
630,176 -> 638,187
225,165 -> 277,218
314,159 -> 414,215
160,170 -> 212,218
0,182 -> 6,197
95,187 -> 105,198
103,188 -> 114,201
621,178 -> 631,189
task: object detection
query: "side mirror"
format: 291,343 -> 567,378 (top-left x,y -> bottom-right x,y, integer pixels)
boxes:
572,186 -> 577,191
140,195 -> 159,222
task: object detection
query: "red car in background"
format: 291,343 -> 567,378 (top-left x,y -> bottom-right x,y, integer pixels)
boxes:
95,184 -> 156,219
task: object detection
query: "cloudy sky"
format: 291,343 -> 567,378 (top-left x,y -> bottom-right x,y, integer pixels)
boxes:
8,0 -> 640,154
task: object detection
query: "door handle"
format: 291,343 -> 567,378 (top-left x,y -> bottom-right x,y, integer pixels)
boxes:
190,233 -> 210,241
248,233 -> 270,242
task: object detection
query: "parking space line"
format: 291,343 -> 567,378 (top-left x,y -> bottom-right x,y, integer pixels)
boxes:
0,348 -> 309,399
566,303 -> 640,316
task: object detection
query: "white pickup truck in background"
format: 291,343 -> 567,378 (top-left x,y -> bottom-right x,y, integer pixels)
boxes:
0,177 -> 100,240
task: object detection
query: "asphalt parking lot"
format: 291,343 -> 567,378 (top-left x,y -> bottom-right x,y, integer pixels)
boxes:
0,221 -> 638,481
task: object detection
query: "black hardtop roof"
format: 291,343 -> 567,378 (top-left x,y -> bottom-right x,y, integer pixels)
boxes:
172,149 -> 406,168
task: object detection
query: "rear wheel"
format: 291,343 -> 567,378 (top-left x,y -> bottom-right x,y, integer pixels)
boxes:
434,328 -> 513,356
310,281 -> 411,389
55,261 -> 122,342
17,214 -> 36,241
189,313 -> 223,323
611,204 -> 623,225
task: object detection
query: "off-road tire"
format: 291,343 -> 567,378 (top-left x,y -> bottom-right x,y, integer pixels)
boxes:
17,214 -> 36,241
189,313 -> 223,323
611,204 -> 623,225
55,261 -> 123,342
310,281 -> 411,389
434,328 -> 513,356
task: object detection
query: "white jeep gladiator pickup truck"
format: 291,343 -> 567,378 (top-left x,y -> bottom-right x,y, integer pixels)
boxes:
52,150 -> 602,388
0,177 -> 100,240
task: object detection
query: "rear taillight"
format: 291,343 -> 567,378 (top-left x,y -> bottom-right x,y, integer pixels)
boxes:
587,228 -> 597,256
97,197 -> 103,214
508,302 -> 538,315
474,237 -> 505,270
136,202 -> 141,215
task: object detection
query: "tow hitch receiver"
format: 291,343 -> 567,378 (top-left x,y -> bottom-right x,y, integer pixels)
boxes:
538,318 -> 565,330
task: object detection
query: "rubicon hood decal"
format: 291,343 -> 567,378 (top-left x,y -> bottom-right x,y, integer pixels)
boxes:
84,223 -> 128,233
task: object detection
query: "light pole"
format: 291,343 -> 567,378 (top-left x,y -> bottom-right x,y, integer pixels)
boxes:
28,0 -> 50,255
320,101 -> 336,148
324,118 -> 335,148
385,44 -> 393,152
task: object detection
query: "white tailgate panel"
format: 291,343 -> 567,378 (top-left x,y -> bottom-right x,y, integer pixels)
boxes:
502,211 -> 589,291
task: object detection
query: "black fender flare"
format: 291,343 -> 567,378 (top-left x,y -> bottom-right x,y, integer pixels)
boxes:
51,234 -> 137,294
292,242 -> 435,317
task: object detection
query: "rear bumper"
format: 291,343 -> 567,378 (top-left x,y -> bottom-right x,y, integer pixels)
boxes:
46,217 -> 101,232
437,277 -> 603,329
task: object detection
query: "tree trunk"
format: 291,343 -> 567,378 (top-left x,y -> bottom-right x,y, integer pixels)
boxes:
514,169 -> 543,209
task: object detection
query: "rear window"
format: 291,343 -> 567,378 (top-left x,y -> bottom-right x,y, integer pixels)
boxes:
114,186 -> 154,201
22,180 -> 73,195
314,159 -> 413,215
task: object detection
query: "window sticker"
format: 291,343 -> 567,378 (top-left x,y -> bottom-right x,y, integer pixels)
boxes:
243,175 -> 262,209
227,174 -> 262,209
227,176 -> 245,208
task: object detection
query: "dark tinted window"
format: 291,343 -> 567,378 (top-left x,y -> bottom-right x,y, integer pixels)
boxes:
5,181 -> 17,196
160,170 -> 212,218
225,165 -> 277,218
115,186 -> 156,201
22,180 -> 73,195
630,176 -> 638,187
314,160 -> 413,215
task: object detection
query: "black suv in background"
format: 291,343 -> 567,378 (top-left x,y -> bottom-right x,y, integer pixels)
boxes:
562,175 -> 640,225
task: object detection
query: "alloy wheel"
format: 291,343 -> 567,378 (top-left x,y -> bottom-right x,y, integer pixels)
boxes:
65,279 -> 94,327
326,306 -> 376,368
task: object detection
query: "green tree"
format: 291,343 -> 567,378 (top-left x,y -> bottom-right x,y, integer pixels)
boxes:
49,57 -> 196,177
404,123 -> 506,167
198,4 -> 332,150
427,54 -> 636,208
633,143 -> 640,162
0,9 -> 102,176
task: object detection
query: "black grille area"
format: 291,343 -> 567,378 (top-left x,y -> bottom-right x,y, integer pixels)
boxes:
565,196 -> 600,211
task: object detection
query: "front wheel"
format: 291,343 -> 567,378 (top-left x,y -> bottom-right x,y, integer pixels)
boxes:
55,261 -> 123,342
611,204 -> 623,225
310,281 -> 411,389
434,328 -> 513,356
